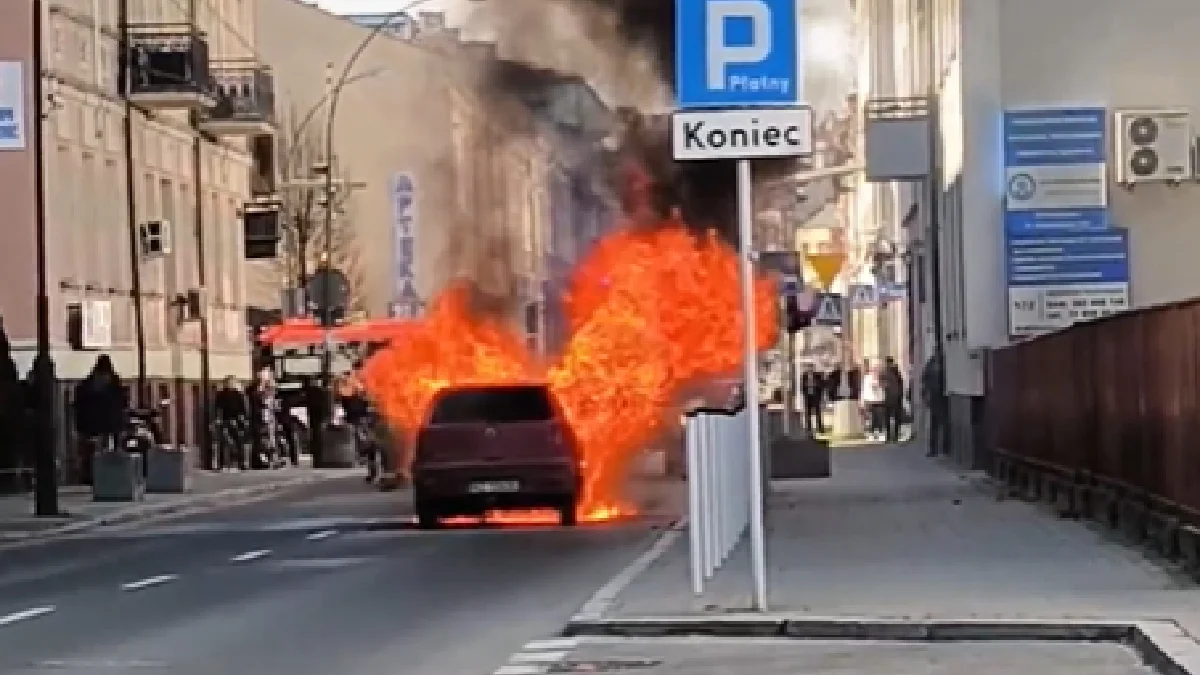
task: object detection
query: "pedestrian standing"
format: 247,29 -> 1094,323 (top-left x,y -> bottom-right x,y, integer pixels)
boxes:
921,348 -> 948,457
798,364 -> 826,435
73,355 -> 128,483
882,357 -> 905,443
859,361 -> 886,441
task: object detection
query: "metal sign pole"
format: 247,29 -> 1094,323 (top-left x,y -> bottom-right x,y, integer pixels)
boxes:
737,159 -> 768,612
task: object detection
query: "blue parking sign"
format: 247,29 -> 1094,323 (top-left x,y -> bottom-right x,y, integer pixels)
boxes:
675,0 -> 803,109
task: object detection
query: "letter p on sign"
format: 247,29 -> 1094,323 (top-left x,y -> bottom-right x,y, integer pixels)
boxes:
706,0 -> 771,90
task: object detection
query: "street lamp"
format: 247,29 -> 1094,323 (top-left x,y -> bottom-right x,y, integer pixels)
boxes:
30,0 -> 60,516
312,0 -> 437,465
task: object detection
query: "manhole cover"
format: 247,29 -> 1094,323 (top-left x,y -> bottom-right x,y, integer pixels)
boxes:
549,659 -> 662,672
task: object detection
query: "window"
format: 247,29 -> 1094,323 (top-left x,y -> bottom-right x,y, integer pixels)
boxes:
429,386 -> 555,425
81,151 -> 98,287
142,173 -> 156,220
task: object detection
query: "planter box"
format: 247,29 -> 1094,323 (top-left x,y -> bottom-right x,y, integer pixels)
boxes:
769,434 -> 831,479
92,451 -> 146,502
317,423 -> 357,469
146,446 -> 191,494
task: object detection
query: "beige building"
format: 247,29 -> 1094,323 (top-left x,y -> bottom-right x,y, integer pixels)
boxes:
0,0 -> 271,459
251,0 -> 552,329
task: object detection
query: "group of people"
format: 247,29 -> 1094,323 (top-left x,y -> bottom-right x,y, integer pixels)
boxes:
796,357 -> 907,442
212,369 -> 304,471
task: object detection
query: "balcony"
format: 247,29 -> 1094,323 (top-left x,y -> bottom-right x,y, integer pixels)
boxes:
122,24 -> 215,110
200,61 -> 276,137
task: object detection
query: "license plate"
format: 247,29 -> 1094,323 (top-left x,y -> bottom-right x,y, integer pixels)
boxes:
468,480 -> 520,494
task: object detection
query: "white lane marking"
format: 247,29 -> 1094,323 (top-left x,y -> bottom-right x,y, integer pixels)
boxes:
571,522 -> 683,623
0,606 -> 55,626
509,651 -> 568,663
266,556 -> 374,570
494,665 -> 547,675
522,638 -> 579,651
120,574 -> 178,591
35,659 -> 168,668
305,529 -> 338,541
229,549 -> 271,563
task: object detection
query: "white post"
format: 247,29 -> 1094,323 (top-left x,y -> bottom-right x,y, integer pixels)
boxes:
737,159 -> 768,611
719,412 -> 732,562
702,414 -> 717,579
686,415 -> 703,596
705,415 -> 715,566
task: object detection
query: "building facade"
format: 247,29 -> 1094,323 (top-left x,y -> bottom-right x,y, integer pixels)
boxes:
253,1 -> 555,339
858,0 -> 1200,467
0,0 -> 268,471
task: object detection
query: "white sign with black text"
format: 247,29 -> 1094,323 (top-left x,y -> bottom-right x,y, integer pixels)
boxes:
672,107 -> 814,161
1008,282 -> 1129,337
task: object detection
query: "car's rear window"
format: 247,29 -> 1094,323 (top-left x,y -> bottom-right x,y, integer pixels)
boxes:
429,385 -> 555,425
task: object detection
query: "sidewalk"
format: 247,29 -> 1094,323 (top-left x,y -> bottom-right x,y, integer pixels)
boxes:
590,442 -> 1200,627
0,460 -> 355,544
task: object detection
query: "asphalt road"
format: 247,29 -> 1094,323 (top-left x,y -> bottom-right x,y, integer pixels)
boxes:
0,476 -> 674,675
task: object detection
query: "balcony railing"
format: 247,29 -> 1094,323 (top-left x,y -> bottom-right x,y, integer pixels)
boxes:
122,23 -> 214,106
203,61 -> 276,132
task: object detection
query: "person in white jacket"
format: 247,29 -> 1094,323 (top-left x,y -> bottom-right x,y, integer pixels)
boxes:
859,361 -> 887,441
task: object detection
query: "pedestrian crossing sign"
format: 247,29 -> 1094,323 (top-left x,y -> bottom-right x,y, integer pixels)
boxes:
813,293 -> 844,327
849,283 -> 878,307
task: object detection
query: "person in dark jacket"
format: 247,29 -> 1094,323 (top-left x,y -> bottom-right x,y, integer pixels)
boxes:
74,355 -> 128,483
798,364 -> 826,435
921,348 -> 948,457
302,376 -> 329,465
825,366 -> 843,401
882,357 -> 906,443
213,377 -> 250,470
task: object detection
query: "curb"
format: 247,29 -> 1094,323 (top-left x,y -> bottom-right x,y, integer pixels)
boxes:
561,615 -> 1200,675
0,473 -> 338,546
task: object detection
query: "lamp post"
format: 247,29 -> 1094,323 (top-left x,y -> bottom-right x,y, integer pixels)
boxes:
30,0 -> 60,517
311,0 -> 436,466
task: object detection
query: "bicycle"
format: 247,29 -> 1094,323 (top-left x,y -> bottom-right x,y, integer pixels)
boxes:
212,418 -> 248,471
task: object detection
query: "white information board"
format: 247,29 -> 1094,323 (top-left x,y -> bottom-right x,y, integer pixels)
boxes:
1008,282 -> 1130,338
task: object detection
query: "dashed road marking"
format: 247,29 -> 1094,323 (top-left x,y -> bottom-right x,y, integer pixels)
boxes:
229,549 -> 272,563
120,574 -> 178,591
264,556 -> 374,570
305,529 -> 338,541
0,606 -> 55,626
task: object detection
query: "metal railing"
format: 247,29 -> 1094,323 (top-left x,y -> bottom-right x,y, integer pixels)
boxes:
207,61 -> 276,125
124,24 -> 212,96
683,381 -> 752,595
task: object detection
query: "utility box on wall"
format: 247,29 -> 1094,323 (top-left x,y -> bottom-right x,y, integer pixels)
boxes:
864,97 -> 932,182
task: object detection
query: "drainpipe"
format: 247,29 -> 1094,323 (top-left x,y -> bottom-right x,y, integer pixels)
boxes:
117,0 -> 148,403
187,0 -> 213,468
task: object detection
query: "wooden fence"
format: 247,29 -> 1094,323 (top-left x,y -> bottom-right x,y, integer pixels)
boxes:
990,299 -> 1200,524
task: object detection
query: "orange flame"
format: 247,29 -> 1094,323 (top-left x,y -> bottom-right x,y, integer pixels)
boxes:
361,207 -> 778,524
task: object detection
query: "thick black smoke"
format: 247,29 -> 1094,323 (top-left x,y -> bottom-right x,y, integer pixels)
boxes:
474,0 -> 804,244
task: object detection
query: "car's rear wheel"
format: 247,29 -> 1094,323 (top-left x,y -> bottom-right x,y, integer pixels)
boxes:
558,499 -> 578,527
415,498 -> 441,530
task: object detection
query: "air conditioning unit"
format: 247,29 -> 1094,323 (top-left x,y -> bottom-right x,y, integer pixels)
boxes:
1113,109 -> 1194,185
139,220 -> 172,257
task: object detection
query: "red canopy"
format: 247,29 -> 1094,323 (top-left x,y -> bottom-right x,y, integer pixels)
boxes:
258,318 -> 417,346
